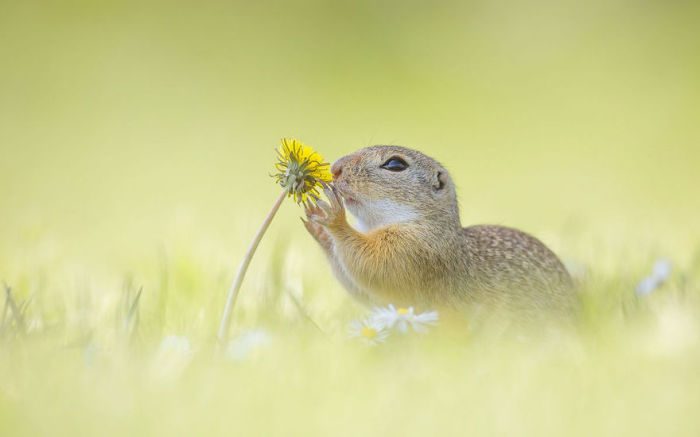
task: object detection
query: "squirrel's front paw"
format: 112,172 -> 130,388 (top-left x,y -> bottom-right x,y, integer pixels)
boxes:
302,203 -> 333,250
308,185 -> 346,229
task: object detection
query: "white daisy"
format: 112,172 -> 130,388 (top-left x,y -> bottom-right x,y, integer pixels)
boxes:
636,259 -> 673,296
652,259 -> 672,282
636,276 -> 659,296
371,304 -> 439,334
226,329 -> 272,362
151,335 -> 193,381
157,335 -> 192,355
348,318 -> 389,345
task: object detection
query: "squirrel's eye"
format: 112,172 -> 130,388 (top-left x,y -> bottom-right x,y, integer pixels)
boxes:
380,157 -> 409,172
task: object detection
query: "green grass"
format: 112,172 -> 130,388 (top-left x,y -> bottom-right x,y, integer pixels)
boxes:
1,233 -> 699,436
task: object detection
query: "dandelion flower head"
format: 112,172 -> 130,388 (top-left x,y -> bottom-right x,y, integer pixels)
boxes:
273,138 -> 332,204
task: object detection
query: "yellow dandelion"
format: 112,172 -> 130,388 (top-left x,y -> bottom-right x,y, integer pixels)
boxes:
273,138 -> 332,204
218,138 -> 333,344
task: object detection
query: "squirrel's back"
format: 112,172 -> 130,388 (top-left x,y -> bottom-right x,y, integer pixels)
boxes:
458,225 -> 574,314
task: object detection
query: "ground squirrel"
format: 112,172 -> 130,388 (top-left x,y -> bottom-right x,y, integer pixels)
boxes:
303,145 -> 574,315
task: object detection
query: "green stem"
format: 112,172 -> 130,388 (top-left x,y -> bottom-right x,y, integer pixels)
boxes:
217,190 -> 287,344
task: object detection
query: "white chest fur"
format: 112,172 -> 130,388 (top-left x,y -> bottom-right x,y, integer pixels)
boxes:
347,199 -> 420,232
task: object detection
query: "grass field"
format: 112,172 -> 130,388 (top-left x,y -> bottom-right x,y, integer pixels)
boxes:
1,0 -> 699,435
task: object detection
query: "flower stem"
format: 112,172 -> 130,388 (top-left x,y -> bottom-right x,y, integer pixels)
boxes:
217,190 -> 287,344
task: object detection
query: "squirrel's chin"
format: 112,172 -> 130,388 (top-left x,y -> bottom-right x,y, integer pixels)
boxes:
346,198 -> 422,233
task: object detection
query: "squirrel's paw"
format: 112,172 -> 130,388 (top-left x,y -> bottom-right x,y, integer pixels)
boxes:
302,203 -> 333,250
307,185 -> 346,229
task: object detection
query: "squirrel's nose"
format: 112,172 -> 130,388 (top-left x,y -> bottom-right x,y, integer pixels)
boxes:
331,161 -> 343,179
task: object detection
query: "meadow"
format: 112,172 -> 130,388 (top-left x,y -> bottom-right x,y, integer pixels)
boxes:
1,0 -> 699,435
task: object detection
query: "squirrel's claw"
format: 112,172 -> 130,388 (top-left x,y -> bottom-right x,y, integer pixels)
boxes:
323,186 -> 343,210
301,216 -> 333,250
305,199 -> 328,224
314,185 -> 345,228
305,185 -> 346,228
315,199 -> 331,213
306,199 -> 329,226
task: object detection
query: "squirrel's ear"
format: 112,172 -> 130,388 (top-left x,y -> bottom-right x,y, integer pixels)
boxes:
432,170 -> 448,191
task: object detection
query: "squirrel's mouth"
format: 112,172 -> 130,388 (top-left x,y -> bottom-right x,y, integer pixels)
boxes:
333,184 -> 358,206
334,182 -> 360,207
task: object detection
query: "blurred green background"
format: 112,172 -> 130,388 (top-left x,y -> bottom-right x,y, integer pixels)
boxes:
2,1 -> 700,436
2,0 -> 698,265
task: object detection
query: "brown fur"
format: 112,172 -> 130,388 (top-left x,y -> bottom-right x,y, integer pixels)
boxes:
304,145 -> 574,316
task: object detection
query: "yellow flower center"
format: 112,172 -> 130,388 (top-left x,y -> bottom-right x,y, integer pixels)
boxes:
360,327 -> 378,338
397,308 -> 410,315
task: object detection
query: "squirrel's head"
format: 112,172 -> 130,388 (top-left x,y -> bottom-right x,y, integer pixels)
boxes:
331,145 -> 459,232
